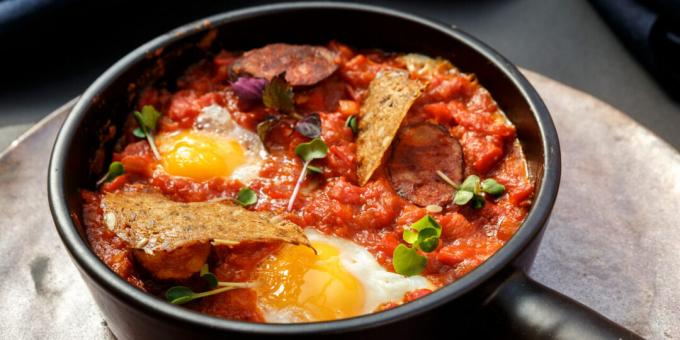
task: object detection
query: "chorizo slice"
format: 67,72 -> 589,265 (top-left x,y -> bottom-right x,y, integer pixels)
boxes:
133,242 -> 210,280
387,123 -> 463,207
232,43 -> 338,86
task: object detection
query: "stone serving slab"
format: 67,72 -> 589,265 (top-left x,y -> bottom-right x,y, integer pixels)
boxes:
1,71 -> 678,339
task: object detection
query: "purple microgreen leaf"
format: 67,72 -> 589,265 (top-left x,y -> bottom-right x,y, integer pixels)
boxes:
232,77 -> 267,103
295,113 -> 321,138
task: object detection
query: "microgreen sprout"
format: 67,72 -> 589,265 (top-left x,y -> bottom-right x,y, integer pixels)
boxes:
262,73 -> 295,114
393,215 -> 442,276
235,187 -> 258,207
481,178 -> 505,196
345,115 -> 358,135
133,105 -> 162,160
96,161 -> 125,186
232,77 -> 267,103
437,172 -> 506,209
287,138 -> 328,211
166,264 -> 253,305
295,113 -> 322,138
256,116 -> 278,147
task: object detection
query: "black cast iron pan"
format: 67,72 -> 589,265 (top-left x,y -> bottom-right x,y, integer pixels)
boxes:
48,2 -> 641,339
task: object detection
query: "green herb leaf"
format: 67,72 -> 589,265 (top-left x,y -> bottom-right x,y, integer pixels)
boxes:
199,264 -> 218,289
96,161 -> 125,186
166,286 -> 196,305
403,215 -> 441,252
256,116 -> 278,147
345,115 -> 358,135
416,227 -> 440,252
307,165 -> 323,174
481,178 -> 505,196
133,105 -> 162,160
287,138 -> 329,211
393,244 -> 427,277
453,190 -> 474,205
133,105 -> 162,134
295,138 -> 329,163
166,282 -> 253,305
108,161 -> 125,180
471,194 -> 485,209
132,127 -> 146,138
410,215 -> 442,236
403,229 -> 418,244
459,175 -> 481,193
236,187 -> 258,207
262,73 -> 294,113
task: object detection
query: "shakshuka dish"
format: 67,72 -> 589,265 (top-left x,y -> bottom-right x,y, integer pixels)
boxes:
81,42 -> 534,323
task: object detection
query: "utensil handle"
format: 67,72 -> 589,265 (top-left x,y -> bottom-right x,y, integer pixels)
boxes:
481,271 -> 643,340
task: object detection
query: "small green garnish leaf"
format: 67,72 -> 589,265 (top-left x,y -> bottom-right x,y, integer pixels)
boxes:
453,190 -> 474,205
133,105 -> 162,160
262,73 -> 295,113
166,286 -> 196,305
287,138 -> 329,211
345,115 -> 358,135
481,178 -> 505,196
134,105 -> 161,133
459,175 -> 481,193
132,127 -> 146,138
166,282 -> 254,305
403,229 -> 418,244
410,215 -> 442,236
471,194 -> 485,209
402,215 -> 441,252
416,228 -> 440,252
236,187 -> 258,207
295,138 -> 329,163
199,264 -> 218,289
307,165 -> 323,174
256,116 -> 278,148
96,161 -> 125,186
393,244 -> 427,277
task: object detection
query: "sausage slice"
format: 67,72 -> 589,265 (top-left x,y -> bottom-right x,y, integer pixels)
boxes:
387,123 -> 463,207
232,43 -> 338,86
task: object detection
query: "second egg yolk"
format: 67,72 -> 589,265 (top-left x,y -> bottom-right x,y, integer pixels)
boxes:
158,131 -> 245,181
256,242 -> 365,322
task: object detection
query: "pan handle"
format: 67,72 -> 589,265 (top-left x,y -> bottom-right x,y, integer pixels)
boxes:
480,271 -> 643,339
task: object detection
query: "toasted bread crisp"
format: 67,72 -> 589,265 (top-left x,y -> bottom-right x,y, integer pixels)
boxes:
356,69 -> 425,186
100,192 -> 311,253
397,53 -> 456,78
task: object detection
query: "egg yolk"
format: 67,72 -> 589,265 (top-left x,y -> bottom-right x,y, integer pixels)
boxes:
256,241 -> 365,322
158,131 -> 245,181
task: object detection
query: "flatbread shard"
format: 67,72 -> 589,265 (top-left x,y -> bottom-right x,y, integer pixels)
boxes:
100,192 -> 310,253
231,43 -> 338,86
356,69 -> 425,186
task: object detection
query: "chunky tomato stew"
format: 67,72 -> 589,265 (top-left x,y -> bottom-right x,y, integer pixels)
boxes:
81,41 -> 533,323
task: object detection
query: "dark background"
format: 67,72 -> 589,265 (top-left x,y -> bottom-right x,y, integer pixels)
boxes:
2,0 -> 679,150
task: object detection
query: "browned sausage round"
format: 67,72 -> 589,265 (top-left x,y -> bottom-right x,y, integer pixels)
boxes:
133,242 -> 210,280
231,43 -> 338,86
387,123 -> 463,207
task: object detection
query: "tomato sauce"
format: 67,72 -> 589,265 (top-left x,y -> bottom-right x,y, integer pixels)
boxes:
81,42 -> 533,321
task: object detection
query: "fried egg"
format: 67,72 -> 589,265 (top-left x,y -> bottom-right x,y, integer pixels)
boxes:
156,105 -> 266,184
255,229 -> 434,322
